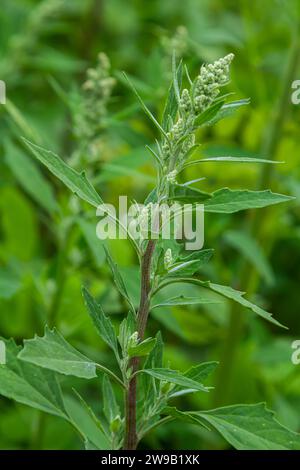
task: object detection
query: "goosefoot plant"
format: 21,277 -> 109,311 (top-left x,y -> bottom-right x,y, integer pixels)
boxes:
1,53 -> 300,451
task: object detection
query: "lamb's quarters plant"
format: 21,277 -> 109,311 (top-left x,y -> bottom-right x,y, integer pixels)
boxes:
1,53 -> 298,451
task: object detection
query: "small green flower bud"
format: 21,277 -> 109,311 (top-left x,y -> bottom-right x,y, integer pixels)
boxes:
180,88 -> 192,112
160,380 -> 175,395
109,415 -> 122,434
164,248 -> 173,270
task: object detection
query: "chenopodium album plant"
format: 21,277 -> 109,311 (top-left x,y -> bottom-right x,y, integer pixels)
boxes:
1,53 -> 300,451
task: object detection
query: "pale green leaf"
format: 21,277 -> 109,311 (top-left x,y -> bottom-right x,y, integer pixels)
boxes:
141,368 -> 210,392
22,138 -> 103,208
102,375 -> 120,424
82,287 -> 119,358
204,188 -> 293,213
195,403 -> 300,450
0,338 -> 67,418
18,327 -> 97,379
104,247 -> 136,313
5,141 -> 57,213
151,296 -> 221,309
128,337 -> 156,357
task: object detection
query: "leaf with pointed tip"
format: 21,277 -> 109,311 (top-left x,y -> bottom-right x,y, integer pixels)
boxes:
18,327 -> 97,379
162,58 -> 183,130
64,394 -> 110,450
22,138 -> 102,208
102,375 -> 120,424
128,337 -> 156,357
168,183 -> 211,203
104,246 -> 136,313
123,73 -> 167,138
163,406 -> 210,430
195,403 -> 300,450
170,362 -> 218,398
141,368 -> 210,392
194,100 -> 225,127
166,249 -> 214,277
151,296 -> 221,309
0,338 -> 67,418
204,188 -> 293,213
82,287 -> 119,358
5,140 -> 58,213
184,156 -> 281,167
209,98 -> 250,125
204,282 -> 286,328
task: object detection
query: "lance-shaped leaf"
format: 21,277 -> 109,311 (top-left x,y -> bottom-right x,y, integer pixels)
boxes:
0,338 -> 67,418
104,246 -> 136,313
102,375 -> 120,424
141,368 -> 210,392
194,403 -> 300,450
82,287 -> 119,358
64,394 -> 111,450
18,327 -> 97,379
163,406 -> 210,430
208,98 -> 250,125
5,140 -> 58,214
162,57 -> 183,131
168,183 -> 211,203
22,138 -> 103,208
128,337 -> 156,357
166,249 -> 214,277
194,100 -> 225,127
184,156 -> 281,167
204,188 -> 293,213
151,296 -> 221,309
170,362 -> 219,398
203,282 -> 285,328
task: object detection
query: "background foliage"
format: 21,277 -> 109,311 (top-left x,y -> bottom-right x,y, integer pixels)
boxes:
0,0 -> 300,449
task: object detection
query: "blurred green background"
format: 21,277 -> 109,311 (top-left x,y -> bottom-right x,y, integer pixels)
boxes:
0,0 -> 300,450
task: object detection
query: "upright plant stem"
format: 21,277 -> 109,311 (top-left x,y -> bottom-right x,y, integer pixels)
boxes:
123,240 -> 156,450
213,33 -> 300,407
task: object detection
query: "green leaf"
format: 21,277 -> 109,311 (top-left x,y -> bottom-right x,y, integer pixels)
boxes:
166,249 -> 214,277
104,246 -> 136,313
203,282 -> 286,328
162,59 -> 183,130
128,337 -> 157,357
18,326 -> 97,379
102,375 -> 120,424
194,100 -> 225,127
170,362 -> 219,398
224,230 -> 274,285
82,287 -> 119,358
209,98 -> 250,125
204,188 -> 293,213
123,73 -> 167,138
195,403 -> 300,450
163,406 -> 209,430
141,368 -> 210,392
0,338 -> 67,418
22,138 -> 103,208
168,183 -> 211,203
151,295 -> 221,309
64,394 -> 110,450
184,156 -> 281,167
4,141 -> 58,213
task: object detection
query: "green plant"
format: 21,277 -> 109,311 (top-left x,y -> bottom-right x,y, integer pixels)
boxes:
1,52 -> 299,451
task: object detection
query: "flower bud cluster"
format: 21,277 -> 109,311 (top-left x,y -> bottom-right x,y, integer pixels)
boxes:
74,52 -> 116,143
193,53 -> 234,113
